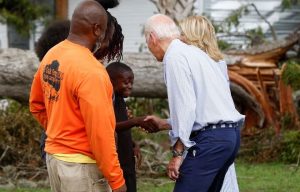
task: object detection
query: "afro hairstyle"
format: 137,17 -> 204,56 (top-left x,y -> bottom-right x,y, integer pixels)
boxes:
35,20 -> 70,61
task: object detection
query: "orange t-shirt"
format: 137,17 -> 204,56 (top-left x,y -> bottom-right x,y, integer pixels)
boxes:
29,40 -> 124,189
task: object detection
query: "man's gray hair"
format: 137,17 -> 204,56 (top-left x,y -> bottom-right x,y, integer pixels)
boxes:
145,14 -> 180,40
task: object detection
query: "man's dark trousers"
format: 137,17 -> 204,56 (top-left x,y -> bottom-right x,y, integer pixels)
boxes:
174,123 -> 241,192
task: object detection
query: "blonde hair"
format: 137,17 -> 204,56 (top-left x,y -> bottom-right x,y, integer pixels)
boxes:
179,16 -> 223,62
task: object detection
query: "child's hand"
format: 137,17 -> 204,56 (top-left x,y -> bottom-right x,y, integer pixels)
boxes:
133,141 -> 142,169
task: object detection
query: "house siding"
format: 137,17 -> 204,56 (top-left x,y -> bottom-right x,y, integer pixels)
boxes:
203,0 -> 300,42
0,0 -> 299,52
0,24 -> 8,49
68,0 -> 157,53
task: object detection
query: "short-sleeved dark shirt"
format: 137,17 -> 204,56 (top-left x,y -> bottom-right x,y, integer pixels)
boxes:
114,94 -> 135,175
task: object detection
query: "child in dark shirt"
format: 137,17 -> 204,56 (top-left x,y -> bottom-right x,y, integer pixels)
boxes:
106,62 -> 154,192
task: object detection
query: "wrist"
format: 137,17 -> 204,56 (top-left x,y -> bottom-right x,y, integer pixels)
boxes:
132,118 -> 139,127
160,120 -> 171,130
172,156 -> 183,161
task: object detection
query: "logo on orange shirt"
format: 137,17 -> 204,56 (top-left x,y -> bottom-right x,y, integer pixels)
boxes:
42,60 -> 64,102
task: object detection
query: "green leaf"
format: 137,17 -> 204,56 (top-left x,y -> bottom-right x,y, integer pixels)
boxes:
0,0 -> 50,36
282,60 -> 300,90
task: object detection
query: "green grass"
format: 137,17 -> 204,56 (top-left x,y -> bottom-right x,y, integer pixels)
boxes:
237,162 -> 300,192
1,162 -> 299,192
138,178 -> 174,192
0,189 -> 50,192
138,162 -> 300,192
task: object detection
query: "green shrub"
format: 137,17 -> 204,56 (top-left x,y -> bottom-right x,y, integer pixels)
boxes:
280,130 -> 300,163
239,127 -> 281,163
282,60 -> 300,91
0,100 -> 42,166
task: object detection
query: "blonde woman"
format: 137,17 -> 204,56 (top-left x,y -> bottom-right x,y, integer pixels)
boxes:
179,16 -> 241,192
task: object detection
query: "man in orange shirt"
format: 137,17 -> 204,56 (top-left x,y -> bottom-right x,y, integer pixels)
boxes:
29,1 -> 126,192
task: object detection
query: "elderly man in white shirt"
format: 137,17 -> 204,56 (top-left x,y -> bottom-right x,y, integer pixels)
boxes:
143,14 -> 245,192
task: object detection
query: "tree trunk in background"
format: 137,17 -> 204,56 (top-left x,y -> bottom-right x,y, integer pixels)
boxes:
0,48 -> 283,100
0,49 -> 242,101
0,48 -> 298,132
149,0 -> 195,23
0,49 -> 261,126
122,52 -> 166,98
0,49 -> 168,102
123,53 -> 243,97
0,48 -> 39,103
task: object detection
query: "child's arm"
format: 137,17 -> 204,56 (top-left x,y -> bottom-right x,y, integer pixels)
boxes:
116,116 -> 158,132
115,117 -> 144,132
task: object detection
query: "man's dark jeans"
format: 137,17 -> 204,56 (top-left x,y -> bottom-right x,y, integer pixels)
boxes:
174,122 -> 241,192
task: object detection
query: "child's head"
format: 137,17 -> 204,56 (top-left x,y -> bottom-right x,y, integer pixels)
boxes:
179,16 -> 223,62
106,62 -> 134,97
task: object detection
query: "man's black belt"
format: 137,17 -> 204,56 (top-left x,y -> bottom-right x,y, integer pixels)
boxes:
190,122 -> 241,139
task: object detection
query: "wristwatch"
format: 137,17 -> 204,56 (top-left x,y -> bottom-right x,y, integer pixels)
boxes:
172,149 -> 183,157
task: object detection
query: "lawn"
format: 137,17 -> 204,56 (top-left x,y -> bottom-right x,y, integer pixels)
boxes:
0,162 -> 299,192
237,162 -> 300,192
138,162 -> 300,192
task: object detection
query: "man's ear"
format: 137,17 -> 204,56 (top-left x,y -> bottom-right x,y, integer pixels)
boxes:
149,32 -> 157,45
93,24 -> 102,37
94,24 -> 106,43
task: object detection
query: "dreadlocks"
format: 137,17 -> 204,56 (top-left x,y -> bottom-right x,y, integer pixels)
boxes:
93,11 -> 124,62
107,13 -> 124,62
36,0 -> 123,63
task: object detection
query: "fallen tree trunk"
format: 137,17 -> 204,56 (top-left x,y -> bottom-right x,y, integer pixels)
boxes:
0,48 -> 297,132
0,48 -> 266,129
0,49 -> 168,102
0,48 -> 39,103
123,53 -> 166,98
0,48 -> 248,101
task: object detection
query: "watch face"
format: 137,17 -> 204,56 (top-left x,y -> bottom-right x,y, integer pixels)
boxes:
172,150 -> 183,157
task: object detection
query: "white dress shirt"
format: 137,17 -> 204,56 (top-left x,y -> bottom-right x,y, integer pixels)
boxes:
163,39 -> 245,148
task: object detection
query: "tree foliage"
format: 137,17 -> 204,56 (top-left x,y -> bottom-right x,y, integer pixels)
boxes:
217,3 -> 277,45
282,60 -> 300,91
0,0 -> 49,36
281,0 -> 300,9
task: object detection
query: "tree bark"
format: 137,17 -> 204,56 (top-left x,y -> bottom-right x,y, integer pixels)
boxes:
0,49 -> 245,101
0,48 -> 39,103
1,48 -> 297,132
0,49 -> 169,102
149,0 -> 195,23
122,53 -> 166,98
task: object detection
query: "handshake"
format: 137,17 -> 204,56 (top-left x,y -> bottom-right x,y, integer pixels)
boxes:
134,115 -> 171,133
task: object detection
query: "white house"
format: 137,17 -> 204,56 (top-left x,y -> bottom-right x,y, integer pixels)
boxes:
0,0 -> 299,52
